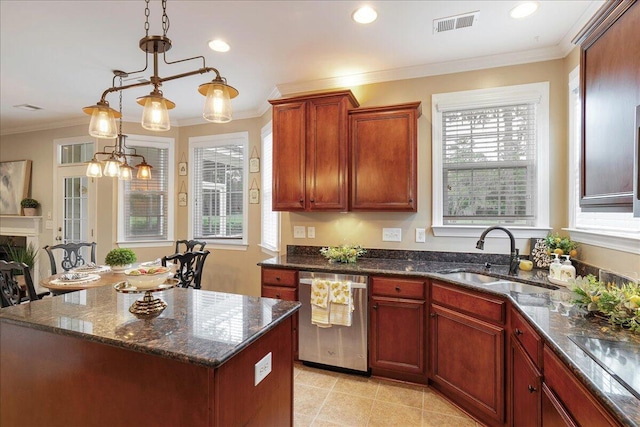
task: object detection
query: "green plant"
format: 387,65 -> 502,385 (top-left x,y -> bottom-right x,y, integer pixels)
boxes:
544,233 -> 578,256
571,275 -> 640,333
104,248 -> 137,266
7,242 -> 39,270
20,198 -> 39,208
320,244 -> 366,263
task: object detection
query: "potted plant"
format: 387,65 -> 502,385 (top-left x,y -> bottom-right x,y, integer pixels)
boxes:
20,198 -> 39,216
7,242 -> 38,271
104,248 -> 137,272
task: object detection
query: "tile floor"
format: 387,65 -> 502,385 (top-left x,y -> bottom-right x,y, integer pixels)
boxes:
294,363 -> 482,427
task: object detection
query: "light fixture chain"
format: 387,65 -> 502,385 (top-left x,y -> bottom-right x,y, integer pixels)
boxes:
161,0 -> 169,36
118,76 -> 123,138
144,0 -> 150,37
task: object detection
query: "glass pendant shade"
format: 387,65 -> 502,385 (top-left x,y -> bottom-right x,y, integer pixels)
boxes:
141,96 -> 171,131
88,109 -> 118,138
86,160 -> 103,178
103,158 -> 121,177
136,163 -> 152,180
203,84 -> 232,123
118,163 -> 134,181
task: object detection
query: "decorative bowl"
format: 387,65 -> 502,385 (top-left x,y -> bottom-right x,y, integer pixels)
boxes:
124,267 -> 173,289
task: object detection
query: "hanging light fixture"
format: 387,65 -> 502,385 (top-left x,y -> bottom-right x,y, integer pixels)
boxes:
82,0 -> 238,134
85,72 -> 153,180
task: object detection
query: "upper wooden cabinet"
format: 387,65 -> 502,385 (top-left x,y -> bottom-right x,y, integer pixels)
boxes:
349,103 -> 421,211
269,90 -> 359,211
574,0 -> 640,211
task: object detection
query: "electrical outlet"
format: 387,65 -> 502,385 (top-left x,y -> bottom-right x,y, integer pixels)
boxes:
254,352 -> 272,386
307,226 -> 316,238
293,226 -> 306,238
415,228 -> 426,243
382,228 -> 402,242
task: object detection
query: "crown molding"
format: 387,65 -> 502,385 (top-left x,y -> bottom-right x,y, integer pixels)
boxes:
0,117 -> 88,136
558,0 -> 606,56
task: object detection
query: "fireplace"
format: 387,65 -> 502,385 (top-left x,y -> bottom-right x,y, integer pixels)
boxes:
0,236 -> 27,261
0,215 -> 42,283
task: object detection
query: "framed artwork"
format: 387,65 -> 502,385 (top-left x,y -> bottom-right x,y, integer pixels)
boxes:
0,160 -> 32,215
178,192 -> 188,207
249,157 -> 260,173
249,188 -> 260,204
178,162 -> 188,176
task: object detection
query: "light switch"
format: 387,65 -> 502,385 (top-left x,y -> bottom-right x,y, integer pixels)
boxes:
307,226 -> 316,238
293,226 -> 306,238
382,228 -> 402,242
415,228 -> 426,243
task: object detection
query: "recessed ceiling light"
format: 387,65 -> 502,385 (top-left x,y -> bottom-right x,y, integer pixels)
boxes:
510,2 -> 539,19
208,39 -> 230,52
352,6 -> 377,24
13,104 -> 43,111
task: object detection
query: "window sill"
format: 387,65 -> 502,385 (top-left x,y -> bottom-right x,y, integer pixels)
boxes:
259,244 -> 280,257
203,241 -> 249,251
565,228 -> 640,255
116,241 -> 174,249
431,225 -> 551,238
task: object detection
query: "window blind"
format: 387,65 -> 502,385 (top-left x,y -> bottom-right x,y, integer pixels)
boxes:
261,132 -> 279,251
442,103 -> 537,225
193,144 -> 244,239
123,145 -> 169,240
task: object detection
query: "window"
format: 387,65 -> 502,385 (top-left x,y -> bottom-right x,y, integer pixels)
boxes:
567,67 -> 640,254
189,132 -> 248,247
117,135 -> 174,245
59,142 -> 94,165
261,123 -> 279,253
432,82 -> 550,237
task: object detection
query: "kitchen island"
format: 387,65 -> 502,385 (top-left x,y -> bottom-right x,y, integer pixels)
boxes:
0,286 -> 300,427
260,249 -> 640,427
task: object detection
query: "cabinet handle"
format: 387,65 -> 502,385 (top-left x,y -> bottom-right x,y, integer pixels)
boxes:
515,328 -> 523,336
528,385 -> 537,393
409,198 -> 414,203
395,286 -> 401,292
299,199 -> 304,204
310,199 -> 315,203
275,293 -> 281,298
430,313 -> 436,318
275,276 -> 280,281
373,304 -> 378,310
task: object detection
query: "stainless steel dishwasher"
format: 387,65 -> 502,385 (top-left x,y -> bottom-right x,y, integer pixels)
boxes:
298,271 -> 369,373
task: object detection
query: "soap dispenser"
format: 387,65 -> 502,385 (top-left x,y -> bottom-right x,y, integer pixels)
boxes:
559,255 -> 576,282
549,253 -> 562,279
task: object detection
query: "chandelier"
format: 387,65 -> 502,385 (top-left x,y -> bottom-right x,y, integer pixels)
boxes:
82,0 -> 238,138
85,72 -> 153,180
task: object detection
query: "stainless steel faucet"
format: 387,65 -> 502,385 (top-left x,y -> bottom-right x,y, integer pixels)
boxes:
476,226 -> 520,275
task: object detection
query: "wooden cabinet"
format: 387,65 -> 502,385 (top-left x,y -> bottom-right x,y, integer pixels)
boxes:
511,338 -> 542,427
350,103 -> 421,211
261,267 -> 299,359
429,281 -> 506,426
541,383 -> 578,427
542,345 -> 622,427
574,0 -> 640,211
369,276 -> 427,383
269,90 -> 359,211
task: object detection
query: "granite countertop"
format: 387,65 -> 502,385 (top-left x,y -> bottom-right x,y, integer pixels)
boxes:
259,253 -> 640,427
0,286 -> 300,369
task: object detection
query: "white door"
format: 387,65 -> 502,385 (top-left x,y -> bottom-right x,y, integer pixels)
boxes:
51,138 -> 97,274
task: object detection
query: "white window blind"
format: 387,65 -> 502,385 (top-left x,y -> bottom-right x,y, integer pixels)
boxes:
122,145 -> 169,240
193,142 -> 245,240
261,128 -> 279,252
442,103 -> 537,226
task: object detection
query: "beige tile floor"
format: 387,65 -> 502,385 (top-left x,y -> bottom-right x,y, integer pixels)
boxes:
294,364 -> 482,427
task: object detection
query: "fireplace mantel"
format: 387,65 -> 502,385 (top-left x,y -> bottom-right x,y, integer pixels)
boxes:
0,215 -> 43,283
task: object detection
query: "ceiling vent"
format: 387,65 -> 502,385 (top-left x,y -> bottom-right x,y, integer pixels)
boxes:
13,104 -> 43,111
433,11 -> 479,34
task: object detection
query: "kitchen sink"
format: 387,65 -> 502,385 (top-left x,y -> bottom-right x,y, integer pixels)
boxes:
440,271 -> 557,293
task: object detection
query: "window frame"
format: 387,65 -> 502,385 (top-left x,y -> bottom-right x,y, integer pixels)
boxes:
260,122 -> 280,255
431,82 -> 551,238
116,134 -> 175,247
188,132 -> 249,250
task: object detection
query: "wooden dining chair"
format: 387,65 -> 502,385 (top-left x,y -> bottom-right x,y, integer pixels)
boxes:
162,250 -> 210,289
43,242 -> 97,275
174,239 -> 207,253
0,260 -> 47,307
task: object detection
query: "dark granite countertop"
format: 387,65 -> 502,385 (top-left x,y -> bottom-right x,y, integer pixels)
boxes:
0,286 -> 300,369
259,253 -> 640,426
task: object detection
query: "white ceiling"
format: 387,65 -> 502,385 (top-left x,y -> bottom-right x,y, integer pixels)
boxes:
0,0 -> 603,136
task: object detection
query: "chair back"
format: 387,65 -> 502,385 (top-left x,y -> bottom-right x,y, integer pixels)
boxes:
43,242 -> 97,275
0,260 -> 38,307
174,240 -> 207,253
162,250 -> 210,289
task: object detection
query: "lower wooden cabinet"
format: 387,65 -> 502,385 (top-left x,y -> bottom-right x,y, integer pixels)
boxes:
510,338 -> 542,427
369,276 -> 427,383
541,383 -> 578,427
261,267 -> 299,359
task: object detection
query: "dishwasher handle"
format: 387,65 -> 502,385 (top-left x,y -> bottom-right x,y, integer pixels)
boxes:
299,278 -> 367,289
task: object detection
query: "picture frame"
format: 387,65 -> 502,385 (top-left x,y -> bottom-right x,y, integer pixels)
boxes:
249,157 -> 260,173
249,188 -> 260,204
178,192 -> 188,207
178,162 -> 188,176
0,160 -> 32,215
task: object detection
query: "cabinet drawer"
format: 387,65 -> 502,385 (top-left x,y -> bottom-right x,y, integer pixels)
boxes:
431,281 -> 506,324
261,268 -> 298,288
511,307 -> 542,367
371,277 -> 426,300
261,285 -> 298,301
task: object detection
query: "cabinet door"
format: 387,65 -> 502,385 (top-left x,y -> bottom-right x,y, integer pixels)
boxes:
370,295 -> 427,383
350,103 -> 420,211
306,96 -> 350,211
541,383 -> 578,427
430,304 -> 505,425
511,338 -> 541,427
272,101 -> 306,211
261,285 -> 299,360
